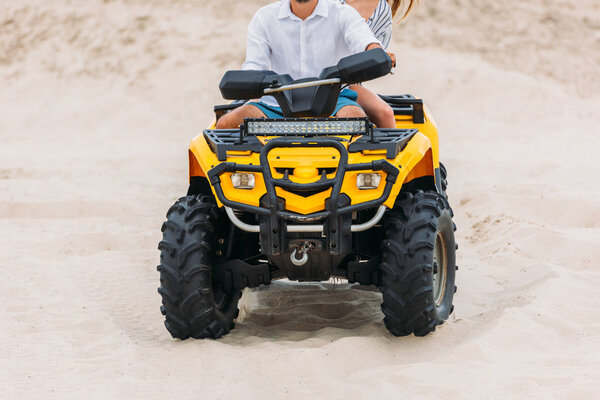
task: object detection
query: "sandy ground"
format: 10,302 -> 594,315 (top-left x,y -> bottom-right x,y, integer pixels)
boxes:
1,0 -> 600,398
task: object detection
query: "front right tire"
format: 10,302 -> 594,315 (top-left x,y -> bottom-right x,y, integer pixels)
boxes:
379,191 -> 456,336
158,195 -> 240,340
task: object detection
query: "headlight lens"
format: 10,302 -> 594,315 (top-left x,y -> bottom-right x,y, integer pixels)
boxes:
231,173 -> 255,189
356,173 -> 381,190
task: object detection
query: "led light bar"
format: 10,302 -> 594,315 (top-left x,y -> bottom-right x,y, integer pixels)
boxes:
244,118 -> 369,136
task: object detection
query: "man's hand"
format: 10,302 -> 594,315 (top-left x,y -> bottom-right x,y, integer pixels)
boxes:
366,43 -> 396,68
387,52 -> 396,68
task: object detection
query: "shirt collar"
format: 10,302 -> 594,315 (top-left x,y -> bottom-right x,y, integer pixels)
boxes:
278,0 -> 329,20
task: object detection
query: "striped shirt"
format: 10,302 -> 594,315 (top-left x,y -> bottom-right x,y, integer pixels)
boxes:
340,0 -> 393,49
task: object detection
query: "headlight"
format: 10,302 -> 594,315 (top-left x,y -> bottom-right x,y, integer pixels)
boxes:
356,173 -> 381,190
231,173 -> 255,189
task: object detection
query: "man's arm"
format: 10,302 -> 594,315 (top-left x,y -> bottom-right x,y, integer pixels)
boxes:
241,13 -> 271,71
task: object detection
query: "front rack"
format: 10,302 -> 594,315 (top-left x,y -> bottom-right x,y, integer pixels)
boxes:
204,117 -> 417,161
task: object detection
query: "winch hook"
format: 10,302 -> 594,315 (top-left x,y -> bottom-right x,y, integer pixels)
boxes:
290,242 -> 314,266
290,248 -> 309,266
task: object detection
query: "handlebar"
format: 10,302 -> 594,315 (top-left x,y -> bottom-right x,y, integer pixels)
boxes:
263,78 -> 342,94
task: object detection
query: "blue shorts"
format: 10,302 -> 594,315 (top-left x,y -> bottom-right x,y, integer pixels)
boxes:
248,88 -> 359,119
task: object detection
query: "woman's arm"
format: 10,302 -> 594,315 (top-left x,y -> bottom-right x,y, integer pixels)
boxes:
340,6 -> 381,53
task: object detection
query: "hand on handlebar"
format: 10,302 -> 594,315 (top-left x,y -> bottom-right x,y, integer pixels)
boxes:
365,43 -> 396,68
387,52 -> 396,68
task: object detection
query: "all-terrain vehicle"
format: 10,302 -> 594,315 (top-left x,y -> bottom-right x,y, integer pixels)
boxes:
158,49 -> 457,339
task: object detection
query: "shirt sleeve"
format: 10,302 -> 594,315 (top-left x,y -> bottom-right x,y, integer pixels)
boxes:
339,6 -> 382,53
241,12 -> 271,71
370,2 -> 393,49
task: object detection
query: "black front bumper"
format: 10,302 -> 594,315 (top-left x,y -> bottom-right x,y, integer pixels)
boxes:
207,137 -> 400,257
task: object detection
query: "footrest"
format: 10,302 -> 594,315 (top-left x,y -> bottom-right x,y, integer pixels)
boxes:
214,260 -> 271,290
347,257 -> 380,286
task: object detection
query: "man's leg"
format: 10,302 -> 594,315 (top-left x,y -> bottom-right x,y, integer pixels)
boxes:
335,105 -> 367,118
215,104 -> 267,129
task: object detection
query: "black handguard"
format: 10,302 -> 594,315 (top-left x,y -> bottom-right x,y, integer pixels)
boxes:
219,70 -> 292,100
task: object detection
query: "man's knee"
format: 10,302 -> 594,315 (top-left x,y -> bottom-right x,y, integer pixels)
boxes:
335,105 -> 366,118
215,104 -> 265,129
215,113 -> 232,129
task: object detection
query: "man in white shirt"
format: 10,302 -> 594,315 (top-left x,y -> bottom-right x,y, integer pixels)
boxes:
216,0 -> 386,129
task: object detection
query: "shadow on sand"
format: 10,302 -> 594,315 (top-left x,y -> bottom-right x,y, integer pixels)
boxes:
228,280 -> 388,342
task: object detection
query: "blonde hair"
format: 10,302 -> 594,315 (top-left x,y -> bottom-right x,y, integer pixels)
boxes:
388,0 -> 418,20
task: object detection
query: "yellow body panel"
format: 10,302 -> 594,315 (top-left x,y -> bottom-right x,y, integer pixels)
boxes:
189,103 -> 440,214
394,104 -> 439,170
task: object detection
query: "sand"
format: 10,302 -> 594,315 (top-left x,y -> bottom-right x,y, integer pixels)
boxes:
1,0 -> 599,398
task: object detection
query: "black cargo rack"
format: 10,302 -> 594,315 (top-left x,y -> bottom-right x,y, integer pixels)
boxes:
204,129 -> 263,161
348,129 -> 418,159
379,94 -> 424,123
204,125 -> 418,161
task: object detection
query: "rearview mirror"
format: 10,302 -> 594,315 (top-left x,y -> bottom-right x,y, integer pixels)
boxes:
334,48 -> 392,85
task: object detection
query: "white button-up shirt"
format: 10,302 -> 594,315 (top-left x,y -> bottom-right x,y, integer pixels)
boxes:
242,0 -> 380,106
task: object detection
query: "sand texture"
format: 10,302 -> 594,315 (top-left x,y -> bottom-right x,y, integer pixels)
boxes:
1,0 -> 599,398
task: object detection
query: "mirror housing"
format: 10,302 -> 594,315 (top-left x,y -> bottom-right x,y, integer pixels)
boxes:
332,48 -> 392,85
219,70 -> 285,100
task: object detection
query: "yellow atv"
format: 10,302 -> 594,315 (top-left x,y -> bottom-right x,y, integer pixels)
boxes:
158,49 -> 457,339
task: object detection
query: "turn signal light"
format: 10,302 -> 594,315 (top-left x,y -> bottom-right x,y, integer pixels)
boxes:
356,173 -> 381,190
231,173 -> 255,189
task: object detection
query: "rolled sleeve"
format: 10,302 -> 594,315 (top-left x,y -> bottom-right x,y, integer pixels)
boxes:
340,6 -> 381,53
241,13 -> 271,71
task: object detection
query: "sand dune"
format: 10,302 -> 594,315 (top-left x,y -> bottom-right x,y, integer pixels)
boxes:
1,0 -> 599,398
